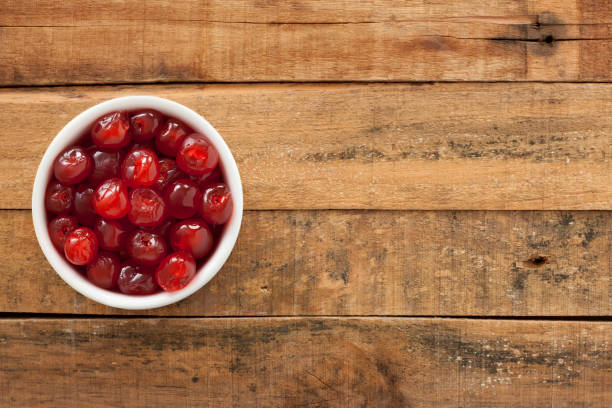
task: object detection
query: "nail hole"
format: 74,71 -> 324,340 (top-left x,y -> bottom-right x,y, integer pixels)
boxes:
544,35 -> 554,44
525,255 -> 549,268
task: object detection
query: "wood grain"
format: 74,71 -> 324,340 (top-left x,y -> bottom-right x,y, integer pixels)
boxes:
1,83 -> 610,210
0,1 -> 609,84
4,0 -> 609,25
0,317 -> 610,407
2,210 -> 610,316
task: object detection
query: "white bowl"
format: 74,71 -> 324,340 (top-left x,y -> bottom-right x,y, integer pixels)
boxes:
32,96 -> 243,310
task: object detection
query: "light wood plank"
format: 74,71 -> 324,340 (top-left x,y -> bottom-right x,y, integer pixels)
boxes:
0,1 -> 609,84
0,317 -> 610,407
1,83 -> 610,210
0,1 -> 572,25
2,0 -> 610,25
2,210 -> 610,316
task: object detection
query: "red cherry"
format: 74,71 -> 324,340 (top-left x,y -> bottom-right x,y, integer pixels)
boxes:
53,147 -> 93,185
200,182 -> 233,225
64,227 -> 98,266
88,148 -> 121,186
176,133 -> 219,176
130,110 -> 164,142
143,218 -> 174,241
194,167 -> 221,190
94,218 -> 132,251
91,111 -> 131,151
155,158 -> 185,191
117,262 -> 159,295
48,215 -> 78,251
128,188 -> 166,227
169,219 -> 213,259
45,181 -> 74,214
121,148 -> 160,187
74,185 -> 97,226
93,178 -> 129,219
155,119 -> 189,157
126,230 -> 167,265
164,179 -> 201,219
132,141 -> 156,151
155,251 -> 196,291
86,252 -> 120,289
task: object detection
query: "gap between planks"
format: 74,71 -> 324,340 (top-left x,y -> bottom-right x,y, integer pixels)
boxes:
0,314 -> 610,322
3,80 -> 612,89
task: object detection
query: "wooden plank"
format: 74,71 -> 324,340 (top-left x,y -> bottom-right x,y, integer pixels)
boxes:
0,317 -> 610,407
0,1 -> 609,84
5,0 -> 606,25
1,83 -> 611,210
2,210 -> 610,316
2,0 -> 611,25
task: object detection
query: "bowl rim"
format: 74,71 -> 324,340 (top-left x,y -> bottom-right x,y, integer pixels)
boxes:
32,96 -> 243,310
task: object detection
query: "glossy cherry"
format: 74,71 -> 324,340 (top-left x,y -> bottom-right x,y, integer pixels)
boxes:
117,262 -> 159,295
46,107 -> 232,295
131,141 -> 156,152
156,119 -> 189,157
200,182 -> 232,225
155,158 -> 184,192
155,251 -> 196,291
45,181 -> 75,214
142,218 -> 176,242
130,110 -> 164,142
94,218 -> 132,251
48,215 -> 79,251
194,167 -> 221,190
164,179 -> 201,219
73,185 -> 97,226
91,111 -> 131,150
176,133 -> 219,176
64,227 -> 98,266
93,178 -> 129,219
169,219 -> 213,259
86,252 -> 120,289
88,148 -> 121,186
53,146 -> 93,185
128,188 -> 166,227
121,148 -> 160,187
126,230 -> 167,265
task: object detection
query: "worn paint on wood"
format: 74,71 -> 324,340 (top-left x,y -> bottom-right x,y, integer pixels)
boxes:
0,317 -> 610,407
1,83 -> 611,210
2,210 -> 610,316
0,1 -> 610,84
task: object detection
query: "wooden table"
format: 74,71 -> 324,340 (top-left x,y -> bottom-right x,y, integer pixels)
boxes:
1,1 -> 610,406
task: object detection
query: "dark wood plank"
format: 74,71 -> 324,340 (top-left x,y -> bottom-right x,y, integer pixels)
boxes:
1,83 -> 611,210
2,210 -> 610,316
0,1 -> 609,84
0,317 -> 610,407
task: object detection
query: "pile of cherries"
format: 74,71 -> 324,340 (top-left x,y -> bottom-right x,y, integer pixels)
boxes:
45,110 -> 233,295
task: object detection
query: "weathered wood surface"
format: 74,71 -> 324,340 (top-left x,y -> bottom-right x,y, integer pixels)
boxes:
2,0 -> 610,25
0,317 -> 610,407
0,1 -> 610,85
1,83 -> 611,210
2,210 -> 610,316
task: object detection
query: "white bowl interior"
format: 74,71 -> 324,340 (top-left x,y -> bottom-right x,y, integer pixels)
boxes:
32,96 -> 243,310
